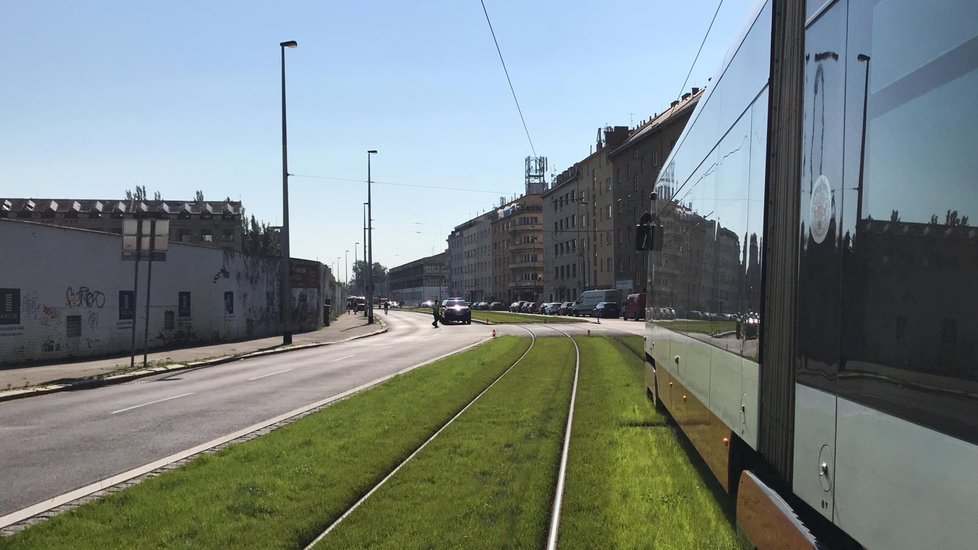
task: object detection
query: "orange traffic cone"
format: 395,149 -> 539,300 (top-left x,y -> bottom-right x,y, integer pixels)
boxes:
492,329 -> 496,338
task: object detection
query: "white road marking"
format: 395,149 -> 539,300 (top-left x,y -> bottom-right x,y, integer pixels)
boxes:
328,354 -> 355,363
110,393 -> 194,415
374,345 -> 393,351
247,368 -> 293,381
1,337 -> 490,532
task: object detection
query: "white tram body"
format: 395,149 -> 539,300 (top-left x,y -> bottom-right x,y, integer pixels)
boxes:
642,1 -> 978,548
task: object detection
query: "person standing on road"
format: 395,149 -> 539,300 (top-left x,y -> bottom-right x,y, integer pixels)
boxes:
383,301 -> 389,315
431,300 -> 440,328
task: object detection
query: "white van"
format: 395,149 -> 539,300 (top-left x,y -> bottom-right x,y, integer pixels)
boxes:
571,289 -> 620,316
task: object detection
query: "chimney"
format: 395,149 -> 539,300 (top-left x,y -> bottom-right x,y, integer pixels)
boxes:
691,87 -> 700,95
671,100 -> 679,108
682,92 -> 691,101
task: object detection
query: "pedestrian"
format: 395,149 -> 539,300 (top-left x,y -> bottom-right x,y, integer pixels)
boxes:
431,300 -> 440,328
383,301 -> 389,315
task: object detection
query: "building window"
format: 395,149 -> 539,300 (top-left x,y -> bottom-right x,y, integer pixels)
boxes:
0,288 -> 20,325
179,229 -> 191,242
607,205 -> 612,219
178,291 -> 191,317
651,150 -> 659,166
201,229 -> 213,242
119,290 -> 135,320
224,291 -> 234,314
66,315 -> 82,338
164,311 -> 175,330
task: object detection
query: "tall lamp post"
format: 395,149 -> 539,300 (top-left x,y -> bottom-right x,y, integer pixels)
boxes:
354,242 -> 359,293
366,150 -> 378,324
345,249 -> 349,286
279,39 -> 298,345
362,202 -> 368,302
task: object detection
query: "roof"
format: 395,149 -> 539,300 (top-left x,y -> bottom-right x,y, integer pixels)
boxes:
609,89 -> 704,157
0,198 -> 243,217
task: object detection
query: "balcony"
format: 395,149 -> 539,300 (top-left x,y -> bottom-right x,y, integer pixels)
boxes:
508,260 -> 543,270
508,240 -> 541,252
509,280 -> 543,290
509,223 -> 542,234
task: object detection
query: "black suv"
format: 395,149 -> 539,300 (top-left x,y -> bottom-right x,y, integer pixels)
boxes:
441,298 -> 472,325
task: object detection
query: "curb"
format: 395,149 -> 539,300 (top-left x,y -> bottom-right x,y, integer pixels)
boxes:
0,323 -> 388,404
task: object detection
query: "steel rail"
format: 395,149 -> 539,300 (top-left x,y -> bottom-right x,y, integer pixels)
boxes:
543,324 -> 582,550
303,325 -> 539,549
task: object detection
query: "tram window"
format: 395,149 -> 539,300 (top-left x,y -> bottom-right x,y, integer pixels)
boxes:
839,0 -> 978,444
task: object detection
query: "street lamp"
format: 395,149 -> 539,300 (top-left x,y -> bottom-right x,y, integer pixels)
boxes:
362,202 -> 368,303
345,249 -> 349,286
354,242 -> 359,293
279,39 -> 298,345
366,150 -> 378,324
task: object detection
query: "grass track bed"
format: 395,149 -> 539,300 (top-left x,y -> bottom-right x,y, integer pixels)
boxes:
316,338 -> 577,548
2,337 -> 531,549
559,336 -> 741,548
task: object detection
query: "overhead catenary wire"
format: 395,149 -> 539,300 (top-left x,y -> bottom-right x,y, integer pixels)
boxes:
290,174 -> 510,195
480,0 -> 537,158
675,0 -> 724,101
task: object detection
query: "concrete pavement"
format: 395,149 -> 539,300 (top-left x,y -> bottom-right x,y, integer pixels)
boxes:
0,311 -> 386,401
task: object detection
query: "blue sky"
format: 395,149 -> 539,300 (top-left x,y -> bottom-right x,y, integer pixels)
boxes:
1,0 -> 751,279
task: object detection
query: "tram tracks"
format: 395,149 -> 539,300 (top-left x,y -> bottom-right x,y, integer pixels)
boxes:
305,324 -> 583,549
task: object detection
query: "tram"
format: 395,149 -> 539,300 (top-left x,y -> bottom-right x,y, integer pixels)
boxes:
638,1 -> 978,548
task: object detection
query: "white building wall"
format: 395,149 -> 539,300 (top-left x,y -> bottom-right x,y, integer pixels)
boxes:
0,219 -> 322,366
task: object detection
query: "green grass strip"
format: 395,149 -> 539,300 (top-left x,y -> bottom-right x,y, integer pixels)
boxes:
401,308 -> 580,325
2,337 -> 531,550
317,338 -> 577,549
558,336 -> 741,549
654,320 -> 736,336
471,311 -> 578,324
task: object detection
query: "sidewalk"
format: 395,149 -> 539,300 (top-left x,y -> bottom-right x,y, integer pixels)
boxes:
0,312 -> 386,402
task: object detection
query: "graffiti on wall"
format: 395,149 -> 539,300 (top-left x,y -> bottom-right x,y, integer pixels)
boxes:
66,286 -> 106,309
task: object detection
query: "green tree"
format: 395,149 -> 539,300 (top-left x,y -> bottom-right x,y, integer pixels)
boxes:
240,214 -> 280,256
350,261 -> 388,295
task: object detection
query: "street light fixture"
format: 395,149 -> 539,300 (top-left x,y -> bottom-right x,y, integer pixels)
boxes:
354,242 -> 359,293
279,39 -> 297,345
366,150 -> 378,324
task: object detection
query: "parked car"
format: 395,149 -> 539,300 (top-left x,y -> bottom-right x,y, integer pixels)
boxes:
622,293 -> 647,321
543,302 -> 561,315
489,301 -> 505,311
592,301 -> 621,318
571,289 -> 621,316
421,300 -> 435,309
559,301 -> 574,315
736,311 -> 760,340
441,298 -> 472,324
510,301 -> 523,312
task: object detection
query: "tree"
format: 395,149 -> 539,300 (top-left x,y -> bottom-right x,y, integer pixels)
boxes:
350,261 -> 388,295
154,190 -> 162,201
240,214 -> 280,256
124,185 -> 148,201
195,190 -> 205,202
890,209 -> 900,223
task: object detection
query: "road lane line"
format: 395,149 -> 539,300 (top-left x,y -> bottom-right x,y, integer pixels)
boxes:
328,354 -> 355,363
247,368 -> 293,381
0,337 -> 491,532
110,393 -> 194,415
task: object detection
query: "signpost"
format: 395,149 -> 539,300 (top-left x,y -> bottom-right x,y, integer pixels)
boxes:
122,219 -> 169,369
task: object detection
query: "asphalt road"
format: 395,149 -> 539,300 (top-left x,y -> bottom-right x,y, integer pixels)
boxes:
0,312 -> 645,520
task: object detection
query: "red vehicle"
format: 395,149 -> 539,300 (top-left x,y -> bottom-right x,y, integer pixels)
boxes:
622,293 -> 646,321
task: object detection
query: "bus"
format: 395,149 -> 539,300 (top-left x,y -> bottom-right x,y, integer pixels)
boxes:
635,1 -> 978,548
